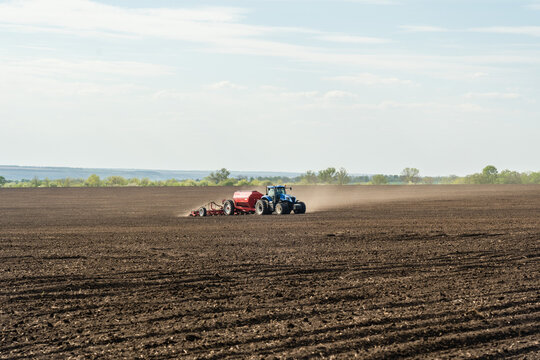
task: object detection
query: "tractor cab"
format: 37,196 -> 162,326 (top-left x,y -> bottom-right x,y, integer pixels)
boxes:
266,185 -> 288,198
264,185 -> 294,204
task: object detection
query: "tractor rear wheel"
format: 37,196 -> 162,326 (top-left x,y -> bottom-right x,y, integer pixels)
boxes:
275,202 -> 290,215
255,200 -> 269,215
223,200 -> 235,216
294,202 -> 306,214
198,207 -> 207,217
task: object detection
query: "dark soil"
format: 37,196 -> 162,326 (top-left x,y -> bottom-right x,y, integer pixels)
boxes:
1,186 -> 539,359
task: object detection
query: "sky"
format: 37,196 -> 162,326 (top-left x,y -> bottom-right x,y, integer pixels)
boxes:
0,0 -> 539,176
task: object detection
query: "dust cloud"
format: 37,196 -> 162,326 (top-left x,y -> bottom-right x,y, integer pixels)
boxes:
291,185 -> 408,212
289,185 -> 471,212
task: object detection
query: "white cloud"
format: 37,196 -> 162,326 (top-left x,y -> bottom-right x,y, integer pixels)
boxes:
0,1 -> 264,41
152,90 -> 187,100
299,98 -> 492,114
317,35 -> 390,44
259,85 -> 285,92
457,103 -> 490,113
1,1 -> 539,76
0,56 -> 167,98
206,81 -> 247,90
471,26 -> 540,37
464,92 -> 521,99
323,90 -> 358,99
0,57 -> 173,79
400,25 -> 449,32
0,0 -> 332,46
401,24 -> 540,38
16,45 -> 55,51
471,72 -> 489,78
326,73 -> 413,85
0,72 -> 145,97
279,91 -> 319,99
0,1 -> 400,69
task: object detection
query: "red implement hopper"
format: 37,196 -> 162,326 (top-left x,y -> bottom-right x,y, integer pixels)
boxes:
190,191 -> 264,217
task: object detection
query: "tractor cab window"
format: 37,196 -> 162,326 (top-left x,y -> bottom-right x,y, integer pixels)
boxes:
275,187 -> 286,196
268,188 -> 275,197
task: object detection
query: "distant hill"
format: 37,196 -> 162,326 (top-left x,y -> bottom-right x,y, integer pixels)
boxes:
0,165 -> 302,181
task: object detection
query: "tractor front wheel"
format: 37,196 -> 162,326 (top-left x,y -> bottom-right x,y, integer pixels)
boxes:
223,200 -> 235,216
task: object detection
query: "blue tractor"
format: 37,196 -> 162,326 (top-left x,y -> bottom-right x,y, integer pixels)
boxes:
255,185 -> 306,215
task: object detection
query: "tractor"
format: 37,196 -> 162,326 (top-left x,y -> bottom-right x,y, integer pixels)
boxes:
254,185 -> 306,215
190,185 -> 306,216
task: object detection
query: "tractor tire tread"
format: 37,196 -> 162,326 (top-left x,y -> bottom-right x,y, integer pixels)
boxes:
276,202 -> 291,215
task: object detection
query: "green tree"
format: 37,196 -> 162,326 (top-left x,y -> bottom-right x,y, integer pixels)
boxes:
371,174 -> 388,185
219,178 -> 236,186
165,179 -> 180,186
0,176 -> 6,186
85,174 -> 101,187
105,176 -> 128,186
482,165 -> 498,184
300,170 -> 318,184
526,172 -> 540,184
441,175 -> 459,184
140,177 -> 151,186
179,179 -> 197,186
197,179 -> 210,186
401,168 -> 420,184
496,169 -> 521,184
318,167 -> 337,184
60,178 -> 72,187
128,178 -> 140,186
206,168 -> 230,184
464,173 -> 483,184
335,167 -> 350,185
351,175 -> 369,183
31,176 -> 41,188
235,179 -> 250,186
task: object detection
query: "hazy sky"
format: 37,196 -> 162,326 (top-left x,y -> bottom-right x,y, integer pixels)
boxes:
1,0 -> 539,175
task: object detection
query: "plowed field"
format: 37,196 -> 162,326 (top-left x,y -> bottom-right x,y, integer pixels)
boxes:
1,185 -> 539,359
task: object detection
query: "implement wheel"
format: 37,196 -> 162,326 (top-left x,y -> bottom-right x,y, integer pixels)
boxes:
275,202 -> 290,215
223,200 -> 235,216
198,207 -> 207,217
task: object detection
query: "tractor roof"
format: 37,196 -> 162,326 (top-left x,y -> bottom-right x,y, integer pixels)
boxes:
267,185 -> 286,189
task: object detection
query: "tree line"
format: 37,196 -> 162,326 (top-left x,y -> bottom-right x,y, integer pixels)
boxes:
1,166 -> 540,188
